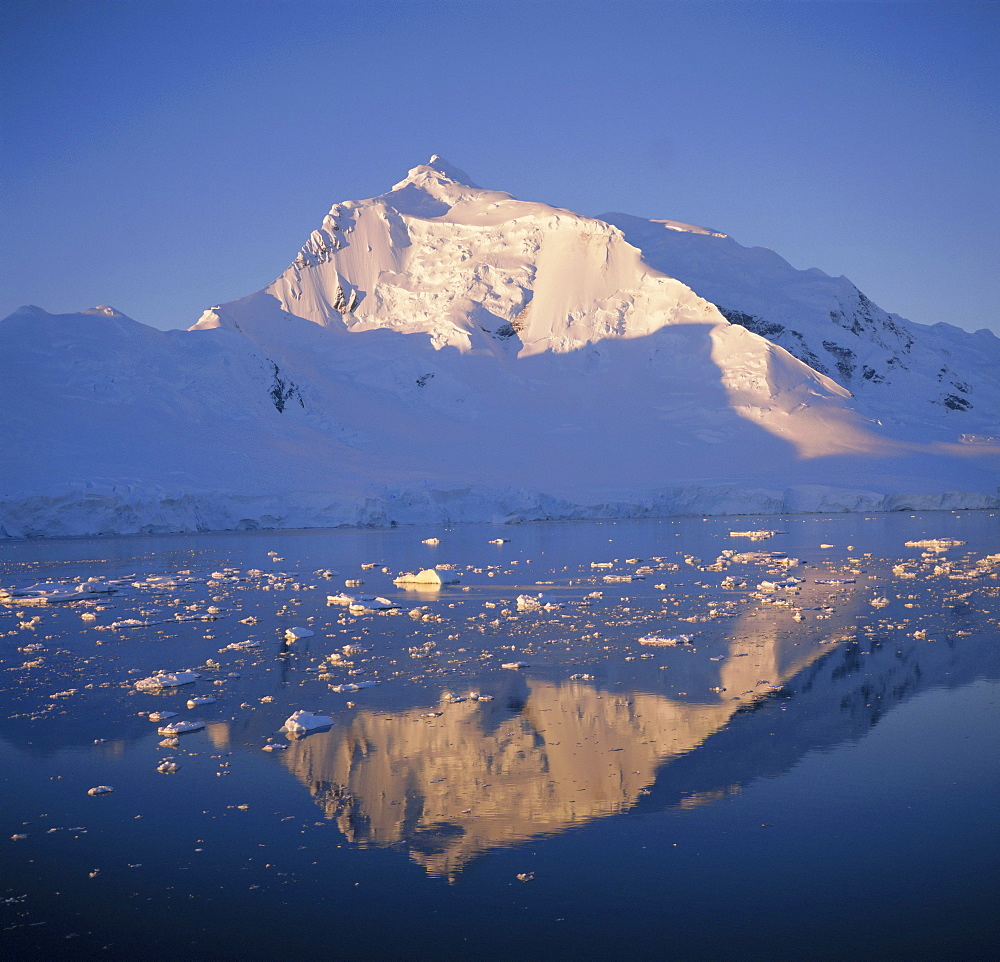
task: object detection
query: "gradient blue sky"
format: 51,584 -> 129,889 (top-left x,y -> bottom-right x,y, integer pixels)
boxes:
3,0 -> 997,334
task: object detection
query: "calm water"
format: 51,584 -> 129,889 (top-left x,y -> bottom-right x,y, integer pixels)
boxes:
2,513 -> 998,960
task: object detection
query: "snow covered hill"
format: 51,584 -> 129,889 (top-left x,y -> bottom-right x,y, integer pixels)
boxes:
2,158 -> 998,538
599,211 -> 1000,441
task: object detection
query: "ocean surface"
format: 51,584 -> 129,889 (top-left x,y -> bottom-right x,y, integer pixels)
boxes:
2,513 -> 998,960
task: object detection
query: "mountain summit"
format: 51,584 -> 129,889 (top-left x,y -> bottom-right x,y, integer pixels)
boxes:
2,158 -> 998,537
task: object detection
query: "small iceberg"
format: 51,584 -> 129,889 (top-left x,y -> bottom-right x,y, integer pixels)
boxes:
281,710 -> 333,735
186,696 -> 216,708
157,720 -> 205,735
348,596 -> 398,613
87,785 -> 114,796
284,627 -> 314,642
327,592 -> 371,606
639,634 -> 692,646
135,670 -> 200,691
393,568 -> 460,588
516,593 -> 560,611
219,640 -> 261,652
147,710 -> 178,723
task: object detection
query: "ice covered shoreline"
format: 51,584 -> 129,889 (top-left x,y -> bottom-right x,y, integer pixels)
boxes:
2,481 -> 996,540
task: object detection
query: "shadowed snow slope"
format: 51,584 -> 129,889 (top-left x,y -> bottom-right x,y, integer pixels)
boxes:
2,159 -> 998,537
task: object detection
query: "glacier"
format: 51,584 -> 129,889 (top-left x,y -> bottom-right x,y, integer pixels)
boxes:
2,156 -> 998,538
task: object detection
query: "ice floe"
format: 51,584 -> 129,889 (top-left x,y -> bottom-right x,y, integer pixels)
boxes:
135,670 -> 200,690
156,720 -> 205,735
281,710 -> 333,734
393,568 -> 460,587
516,593 -> 561,611
147,711 -> 178,723
639,634 -> 692,646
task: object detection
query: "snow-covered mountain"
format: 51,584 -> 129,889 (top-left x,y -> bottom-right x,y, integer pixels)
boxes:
2,157 -> 998,537
599,211 -> 1000,439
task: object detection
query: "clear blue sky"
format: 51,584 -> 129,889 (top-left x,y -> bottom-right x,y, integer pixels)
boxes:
2,0 -> 997,334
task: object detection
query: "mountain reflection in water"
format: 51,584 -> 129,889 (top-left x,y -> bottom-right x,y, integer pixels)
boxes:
282,578 -> 856,878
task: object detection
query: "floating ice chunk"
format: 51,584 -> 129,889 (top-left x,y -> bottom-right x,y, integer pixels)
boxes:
502,661 -> 528,669
187,696 -> 216,708
757,578 -> 802,591
284,627 -> 314,642
870,596 -> 890,608
157,720 -> 205,735
422,537 -> 441,545
135,670 -> 200,690
87,786 -> 114,796
489,538 -> 509,544
639,634 -> 691,646
327,592 -> 370,606
570,673 -> 595,681
147,711 -> 178,723
220,640 -> 261,652
730,530 -> 783,540
516,872 -> 535,882
281,710 -> 333,734
261,741 -> 288,752
815,578 -> 856,584
348,596 -> 398,613
393,568 -> 460,587
905,539 -> 965,549
157,760 -> 181,774
516,593 -> 560,611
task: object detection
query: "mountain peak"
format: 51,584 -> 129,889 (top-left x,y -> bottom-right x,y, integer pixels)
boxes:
391,155 -> 480,194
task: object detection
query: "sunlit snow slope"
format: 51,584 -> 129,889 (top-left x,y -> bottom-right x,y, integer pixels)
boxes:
2,158 -> 998,537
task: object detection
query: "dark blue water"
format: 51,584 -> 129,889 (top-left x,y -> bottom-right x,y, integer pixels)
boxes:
2,513 -> 998,959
